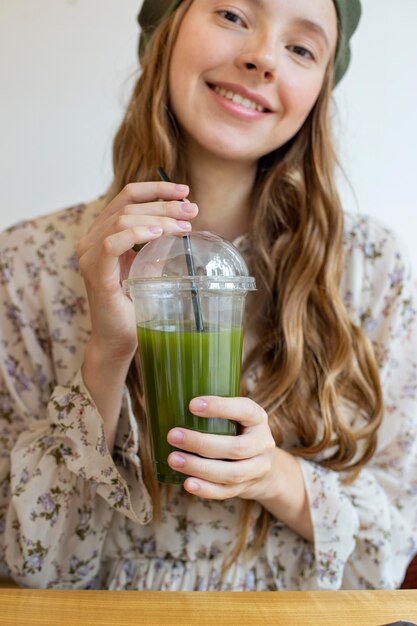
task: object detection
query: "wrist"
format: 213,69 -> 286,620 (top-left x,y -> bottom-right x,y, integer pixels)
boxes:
83,336 -> 135,380
255,447 -> 290,505
82,338 -> 134,453
255,448 -> 314,542
82,337 -> 134,408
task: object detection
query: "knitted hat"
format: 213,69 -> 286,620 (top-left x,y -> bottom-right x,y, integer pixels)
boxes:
137,0 -> 361,85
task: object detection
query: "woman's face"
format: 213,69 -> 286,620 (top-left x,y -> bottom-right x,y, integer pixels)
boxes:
168,0 -> 338,165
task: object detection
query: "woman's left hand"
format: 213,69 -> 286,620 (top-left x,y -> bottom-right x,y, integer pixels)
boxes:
166,396 -> 277,501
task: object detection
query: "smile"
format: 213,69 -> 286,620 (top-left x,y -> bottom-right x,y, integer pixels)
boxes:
211,86 -> 268,113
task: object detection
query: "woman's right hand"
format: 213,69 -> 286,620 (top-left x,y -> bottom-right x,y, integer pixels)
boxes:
76,181 -> 198,365
75,182 -> 198,450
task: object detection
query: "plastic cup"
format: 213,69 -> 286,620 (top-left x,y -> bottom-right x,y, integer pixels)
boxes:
124,232 -> 256,484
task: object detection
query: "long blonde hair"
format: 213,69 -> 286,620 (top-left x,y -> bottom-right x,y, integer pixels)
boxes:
110,3 -> 383,561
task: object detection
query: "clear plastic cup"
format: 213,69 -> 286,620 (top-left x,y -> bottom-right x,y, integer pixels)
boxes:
124,231 -> 256,484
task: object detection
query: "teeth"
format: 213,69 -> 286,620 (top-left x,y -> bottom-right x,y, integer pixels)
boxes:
213,86 -> 266,112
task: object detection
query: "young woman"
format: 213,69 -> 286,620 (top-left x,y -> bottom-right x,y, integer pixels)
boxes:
1,0 -> 416,590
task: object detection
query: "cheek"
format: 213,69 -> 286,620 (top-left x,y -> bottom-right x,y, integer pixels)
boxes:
168,48 -> 190,115
283,79 -> 322,126
169,39 -> 201,92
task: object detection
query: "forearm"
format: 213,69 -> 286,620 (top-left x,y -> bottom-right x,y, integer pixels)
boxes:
81,339 -> 132,453
256,447 -> 314,543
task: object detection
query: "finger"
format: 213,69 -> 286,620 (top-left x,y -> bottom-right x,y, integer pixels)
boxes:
109,213 -> 194,236
79,201 -> 197,258
103,218 -> 192,257
189,396 -> 268,428
118,200 -> 198,220
100,225 -> 166,260
78,212 -> 193,285
182,477 -> 253,500
167,427 -> 263,460
102,182 -> 190,219
168,452 -> 267,487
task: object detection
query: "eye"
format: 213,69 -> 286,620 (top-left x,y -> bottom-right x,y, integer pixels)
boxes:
288,45 -> 315,61
218,10 -> 246,27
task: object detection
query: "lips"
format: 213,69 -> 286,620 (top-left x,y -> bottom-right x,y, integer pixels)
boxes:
208,82 -> 273,113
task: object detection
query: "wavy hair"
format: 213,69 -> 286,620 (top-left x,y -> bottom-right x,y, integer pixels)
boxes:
108,2 -> 383,563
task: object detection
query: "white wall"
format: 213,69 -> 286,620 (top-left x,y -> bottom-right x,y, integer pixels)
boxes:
334,0 -> 417,271
0,0 -> 139,218
1,0 -> 417,268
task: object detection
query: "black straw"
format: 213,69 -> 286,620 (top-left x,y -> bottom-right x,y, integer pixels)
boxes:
156,167 -> 204,332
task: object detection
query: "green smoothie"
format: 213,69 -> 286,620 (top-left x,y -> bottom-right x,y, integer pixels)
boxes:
137,321 -> 243,483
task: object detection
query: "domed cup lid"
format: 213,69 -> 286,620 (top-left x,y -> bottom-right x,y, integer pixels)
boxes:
123,231 -> 256,294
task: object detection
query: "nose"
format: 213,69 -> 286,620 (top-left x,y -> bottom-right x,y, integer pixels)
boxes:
236,34 -> 278,81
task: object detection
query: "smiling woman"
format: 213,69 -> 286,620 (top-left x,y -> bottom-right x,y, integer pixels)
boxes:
166,0 -> 338,168
0,0 -> 417,593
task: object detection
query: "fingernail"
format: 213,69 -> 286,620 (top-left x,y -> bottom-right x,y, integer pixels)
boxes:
149,226 -> 163,234
181,202 -> 197,214
187,480 -> 200,492
175,184 -> 188,192
176,220 -> 192,231
170,453 -> 185,468
191,398 -> 208,411
169,429 -> 184,444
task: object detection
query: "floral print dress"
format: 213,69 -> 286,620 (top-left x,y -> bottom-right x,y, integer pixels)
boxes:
0,198 -> 416,590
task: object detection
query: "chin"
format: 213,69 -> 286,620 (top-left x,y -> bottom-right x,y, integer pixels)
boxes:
199,137 -> 261,163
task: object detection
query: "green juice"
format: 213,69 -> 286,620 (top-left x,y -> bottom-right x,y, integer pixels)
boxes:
137,321 -> 243,483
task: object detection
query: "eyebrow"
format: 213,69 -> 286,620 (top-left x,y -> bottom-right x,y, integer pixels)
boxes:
291,18 -> 330,51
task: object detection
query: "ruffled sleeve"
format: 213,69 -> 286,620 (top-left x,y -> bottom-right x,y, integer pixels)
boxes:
298,216 -> 417,589
6,370 -> 151,588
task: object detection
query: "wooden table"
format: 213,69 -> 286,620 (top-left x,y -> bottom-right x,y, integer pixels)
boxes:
1,589 -> 417,625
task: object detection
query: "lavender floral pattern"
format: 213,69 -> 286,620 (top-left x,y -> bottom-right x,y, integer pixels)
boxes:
0,200 -> 416,590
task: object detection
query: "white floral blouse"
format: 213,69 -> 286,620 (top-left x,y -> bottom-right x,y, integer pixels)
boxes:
0,198 -> 416,590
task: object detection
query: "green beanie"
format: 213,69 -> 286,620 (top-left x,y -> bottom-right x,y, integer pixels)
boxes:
137,0 -> 361,86
332,0 -> 362,85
